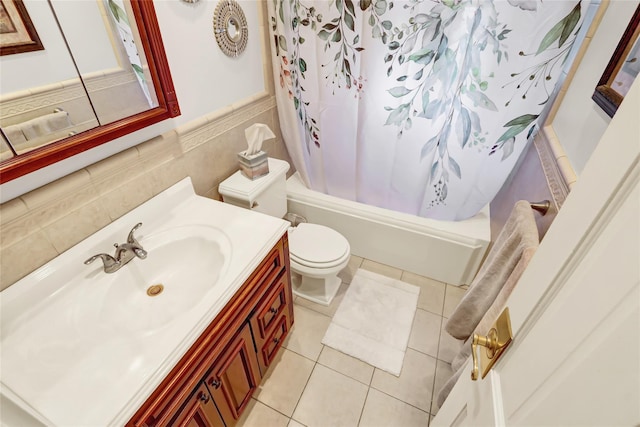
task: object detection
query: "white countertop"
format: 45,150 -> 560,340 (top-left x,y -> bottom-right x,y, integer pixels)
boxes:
0,178 -> 289,426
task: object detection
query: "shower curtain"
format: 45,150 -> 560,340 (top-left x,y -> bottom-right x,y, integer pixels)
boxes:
269,0 -> 589,220
107,0 -> 154,107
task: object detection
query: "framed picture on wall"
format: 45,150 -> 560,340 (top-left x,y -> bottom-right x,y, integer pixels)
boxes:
592,5 -> 640,117
0,0 -> 44,56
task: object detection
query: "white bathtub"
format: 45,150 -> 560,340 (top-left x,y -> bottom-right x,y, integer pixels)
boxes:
286,173 -> 490,286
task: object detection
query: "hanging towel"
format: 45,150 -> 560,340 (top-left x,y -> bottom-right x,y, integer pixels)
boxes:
3,124 -> 28,146
449,245 -> 537,372
436,246 -> 538,407
445,200 -> 539,340
436,200 -> 539,408
14,128 -> 74,154
20,111 -> 73,140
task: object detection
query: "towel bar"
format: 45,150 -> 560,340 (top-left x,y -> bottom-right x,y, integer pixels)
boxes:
530,200 -> 551,215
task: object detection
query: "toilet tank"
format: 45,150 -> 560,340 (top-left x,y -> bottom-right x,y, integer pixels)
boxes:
218,158 -> 290,218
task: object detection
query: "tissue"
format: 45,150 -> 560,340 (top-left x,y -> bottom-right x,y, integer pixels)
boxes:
243,123 -> 275,155
237,123 -> 275,180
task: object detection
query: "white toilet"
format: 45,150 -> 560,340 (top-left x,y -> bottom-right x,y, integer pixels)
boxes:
219,158 -> 350,306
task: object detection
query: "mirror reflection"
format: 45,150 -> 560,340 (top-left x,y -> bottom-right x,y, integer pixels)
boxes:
0,0 -> 159,156
1,133 -> 14,161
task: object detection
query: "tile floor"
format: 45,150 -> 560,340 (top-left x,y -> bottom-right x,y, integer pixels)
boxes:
237,256 -> 468,427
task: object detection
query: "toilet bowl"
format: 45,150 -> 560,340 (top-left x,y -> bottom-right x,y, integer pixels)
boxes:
288,223 -> 350,306
218,157 -> 351,305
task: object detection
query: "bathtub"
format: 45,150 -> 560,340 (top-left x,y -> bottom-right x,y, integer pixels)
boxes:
286,173 -> 490,286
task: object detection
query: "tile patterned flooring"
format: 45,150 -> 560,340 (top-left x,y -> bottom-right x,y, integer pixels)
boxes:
238,257 -> 467,427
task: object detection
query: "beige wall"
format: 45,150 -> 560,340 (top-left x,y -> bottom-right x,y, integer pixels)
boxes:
0,95 -> 292,290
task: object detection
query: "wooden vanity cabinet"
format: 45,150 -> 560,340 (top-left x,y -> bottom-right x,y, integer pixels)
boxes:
170,383 -> 225,427
128,235 -> 293,427
203,321 -> 261,423
249,273 -> 291,374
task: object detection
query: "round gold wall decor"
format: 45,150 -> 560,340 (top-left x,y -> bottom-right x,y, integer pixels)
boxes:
213,0 -> 248,57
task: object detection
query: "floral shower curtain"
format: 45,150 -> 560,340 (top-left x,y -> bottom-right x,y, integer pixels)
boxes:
269,0 -> 589,220
107,0 -> 154,107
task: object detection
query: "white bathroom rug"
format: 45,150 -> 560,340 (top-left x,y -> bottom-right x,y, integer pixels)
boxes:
321,269 -> 419,376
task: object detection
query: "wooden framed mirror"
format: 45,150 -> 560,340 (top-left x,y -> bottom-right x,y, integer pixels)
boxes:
592,4 -> 640,117
0,0 -> 180,184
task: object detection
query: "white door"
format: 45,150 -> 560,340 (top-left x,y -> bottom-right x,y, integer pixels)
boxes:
433,79 -> 640,424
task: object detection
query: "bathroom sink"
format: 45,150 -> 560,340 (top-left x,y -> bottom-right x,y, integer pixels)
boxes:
0,177 -> 289,427
91,225 -> 232,334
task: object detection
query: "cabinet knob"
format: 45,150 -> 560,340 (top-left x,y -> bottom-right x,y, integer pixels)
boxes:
269,307 -> 278,314
273,337 -> 280,344
198,392 -> 210,404
208,378 -> 221,389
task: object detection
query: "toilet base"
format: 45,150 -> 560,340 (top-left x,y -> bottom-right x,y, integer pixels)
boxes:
291,272 -> 342,306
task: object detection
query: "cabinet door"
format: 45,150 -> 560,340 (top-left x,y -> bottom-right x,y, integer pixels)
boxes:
171,384 -> 225,427
254,274 -> 288,339
250,273 -> 292,374
205,322 -> 262,425
258,314 -> 289,373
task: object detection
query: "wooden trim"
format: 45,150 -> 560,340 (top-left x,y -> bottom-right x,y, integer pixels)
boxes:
591,4 -> 640,117
0,0 -> 180,184
134,0 -> 180,118
0,0 -> 44,56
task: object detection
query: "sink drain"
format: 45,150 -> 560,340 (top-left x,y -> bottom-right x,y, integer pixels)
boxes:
146,284 -> 164,297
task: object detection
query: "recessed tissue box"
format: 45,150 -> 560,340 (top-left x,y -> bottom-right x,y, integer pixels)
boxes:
237,150 -> 269,180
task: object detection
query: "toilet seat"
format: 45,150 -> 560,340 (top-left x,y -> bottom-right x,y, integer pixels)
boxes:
289,223 -> 350,269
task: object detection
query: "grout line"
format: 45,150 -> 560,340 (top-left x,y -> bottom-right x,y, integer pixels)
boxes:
280,345 -> 321,364
366,362 -> 374,386
355,385 -> 371,426
291,301 -> 333,321
315,352 -> 375,386
430,314 -> 446,415
249,398 -> 297,424
368,385 -> 433,416
287,354 -> 320,422
441,285 -> 450,317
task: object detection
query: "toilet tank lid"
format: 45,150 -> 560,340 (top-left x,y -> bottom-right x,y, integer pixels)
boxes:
218,157 -> 290,202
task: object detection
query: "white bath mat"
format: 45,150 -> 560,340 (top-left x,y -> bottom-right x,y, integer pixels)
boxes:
321,269 -> 419,376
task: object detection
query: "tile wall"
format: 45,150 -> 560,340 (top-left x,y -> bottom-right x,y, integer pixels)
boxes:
0,94 -> 293,290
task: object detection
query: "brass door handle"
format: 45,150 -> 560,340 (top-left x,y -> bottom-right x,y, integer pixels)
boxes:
470,307 -> 513,380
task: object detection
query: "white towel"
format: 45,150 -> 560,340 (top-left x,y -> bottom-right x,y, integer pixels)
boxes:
20,111 -> 72,140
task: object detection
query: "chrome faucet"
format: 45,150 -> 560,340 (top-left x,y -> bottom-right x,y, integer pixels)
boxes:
84,223 -> 147,273
84,253 -> 121,273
